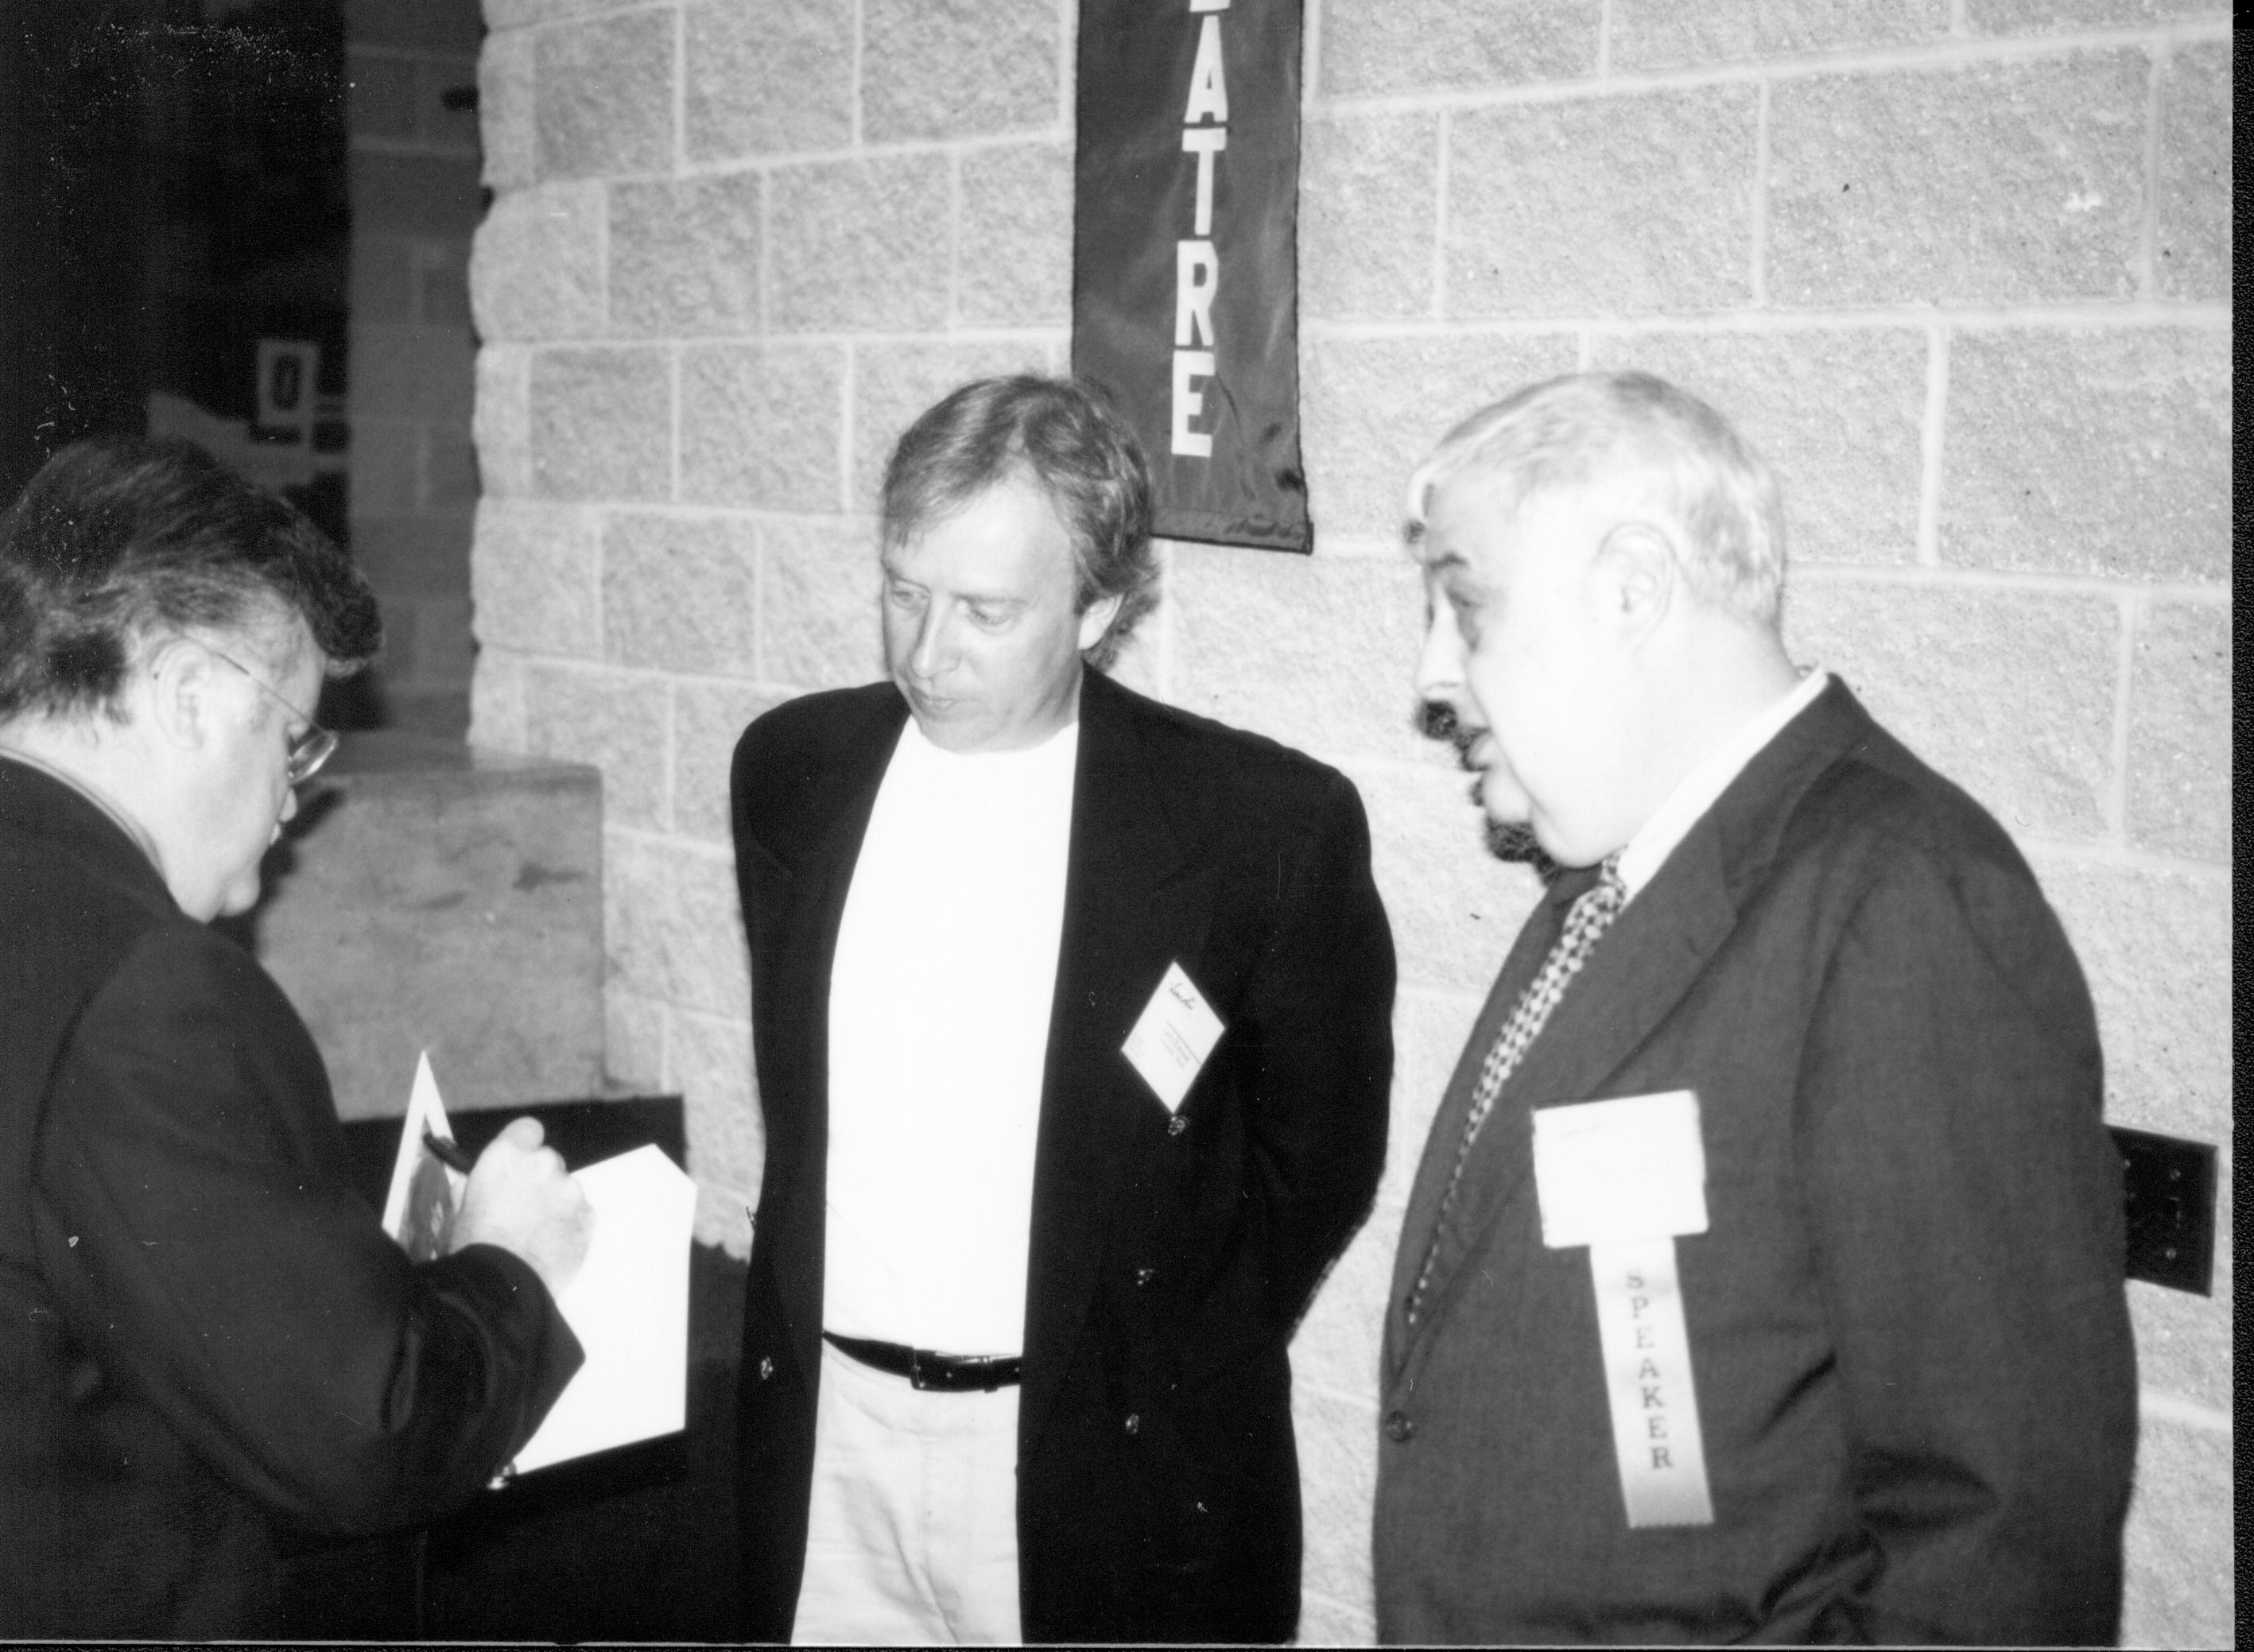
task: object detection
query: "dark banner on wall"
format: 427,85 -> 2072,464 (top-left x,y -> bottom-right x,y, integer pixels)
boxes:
1072,0 -> 1309,553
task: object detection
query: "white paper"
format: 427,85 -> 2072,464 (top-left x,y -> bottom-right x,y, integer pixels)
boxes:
507,1143 -> 699,1476
380,1051 -> 464,1262
1121,960 -> 1226,1113
1532,1089 -> 1708,1248
1589,1237 -> 1715,1527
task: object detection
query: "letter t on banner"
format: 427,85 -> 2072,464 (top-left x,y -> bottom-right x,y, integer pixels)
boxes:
1071,0 -> 1311,553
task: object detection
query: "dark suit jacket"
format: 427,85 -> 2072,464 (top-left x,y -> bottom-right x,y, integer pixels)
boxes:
0,755 -> 583,1638
729,668 -> 1395,1642
1375,681 -> 2136,1645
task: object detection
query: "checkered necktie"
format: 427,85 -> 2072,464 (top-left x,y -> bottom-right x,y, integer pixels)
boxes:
1406,855 -> 1628,1327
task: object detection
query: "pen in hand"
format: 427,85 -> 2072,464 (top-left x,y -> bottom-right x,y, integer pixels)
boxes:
422,1127 -> 476,1176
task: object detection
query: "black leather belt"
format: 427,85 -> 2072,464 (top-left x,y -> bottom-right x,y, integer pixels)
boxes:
824,1332 -> 1023,1392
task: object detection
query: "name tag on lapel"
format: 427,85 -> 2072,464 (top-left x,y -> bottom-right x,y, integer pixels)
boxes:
1532,1090 -> 1709,1247
1532,1089 -> 1716,1529
1122,961 -> 1225,1114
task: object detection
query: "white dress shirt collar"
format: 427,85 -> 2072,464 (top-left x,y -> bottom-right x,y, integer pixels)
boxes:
1614,668 -> 1831,903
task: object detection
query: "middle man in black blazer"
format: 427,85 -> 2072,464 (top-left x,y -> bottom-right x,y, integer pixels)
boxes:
728,375 -> 1395,1644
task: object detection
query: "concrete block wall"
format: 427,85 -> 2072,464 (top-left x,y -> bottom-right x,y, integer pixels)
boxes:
347,0 -> 490,735
464,1 -> 2231,1641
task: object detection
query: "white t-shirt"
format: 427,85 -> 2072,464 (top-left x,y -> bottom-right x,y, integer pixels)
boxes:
820,716 -> 1079,1355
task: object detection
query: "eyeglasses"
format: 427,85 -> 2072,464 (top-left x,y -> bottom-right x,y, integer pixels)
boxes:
206,646 -> 338,784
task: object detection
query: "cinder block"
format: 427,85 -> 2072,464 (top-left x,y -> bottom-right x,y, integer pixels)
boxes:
473,495 -> 603,657
2031,857 -> 2230,1145
1298,1591 -> 1378,1646
474,343 -> 533,498
761,521 -> 883,689
415,56 -> 483,153
674,681 -> 795,843
1301,112 -> 1439,324
769,155 -> 951,334
1342,758 -> 1543,996
1320,0 -> 1598,97
351,323 -> 476,425
1378,987 -> 1491,1218
351,421 -> 421,518
1767,53 -> 2148,307
851,340 -> 1053,511
862,0 -> 1059,144
957,140 -> 1073,328
604,987 -> 668,1088
684,0 -> 854,164
348,51 -> 417,139
468,645 -> 529,749
674,1009 -> 764,1228
478,28 -> 536,192
351,151 -> 483,237
2155,41 -> 2230,301
472,499 -> 599,657
1288,1385 -> 1379,1623
1169,547 -> 1432,765
2118,1419 -> 2233,1649
2129,1266 -> 2233,1416
353,237 -> 415,325
612,173 -> 763,338
535,10 -> 673,181
471,183 -> 605,341
696,1183 -> 758,1258
603,511 -> 760,675
1941,328 -> 2229,582
413,595 -> 477,688
1301,332 -> 1578,541
1448,86 -> 1756,318
530,346 -> 672,502
603,836 -> 751,1018
2126,601 -> 2229,861
526,664 -> 670,830
1587,328 -> 1928,565
1291,1210 -> 1393,1403
1965,0 -> 2217,32
679,343 -> 845,511
1609,0 -> 1947,71
1783,580 -> 2118,840
254,731 -> 604,1121
355,515 -> 475,599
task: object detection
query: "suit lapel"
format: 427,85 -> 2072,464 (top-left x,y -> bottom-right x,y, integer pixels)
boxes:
1020,670 -> 1205,1458
1387,678 -> 1877,1381
753,688 -> 906,1390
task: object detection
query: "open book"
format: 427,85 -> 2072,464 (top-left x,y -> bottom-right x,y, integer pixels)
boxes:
380,1053 -> 698,1478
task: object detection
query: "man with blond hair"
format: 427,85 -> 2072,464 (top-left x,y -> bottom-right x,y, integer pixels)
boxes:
1375,372 -> 2134,1643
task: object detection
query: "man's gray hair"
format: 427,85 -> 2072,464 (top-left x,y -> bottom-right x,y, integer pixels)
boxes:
1406,371 -> 1788,627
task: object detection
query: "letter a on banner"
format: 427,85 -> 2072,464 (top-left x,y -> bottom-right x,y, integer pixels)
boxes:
1072,0 -> 1311,553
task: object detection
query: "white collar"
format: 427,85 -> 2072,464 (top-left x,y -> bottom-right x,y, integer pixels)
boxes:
1614,668 -> 1831,903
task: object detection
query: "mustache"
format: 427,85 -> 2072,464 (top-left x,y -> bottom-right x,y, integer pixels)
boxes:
1414,699 -> 1476,762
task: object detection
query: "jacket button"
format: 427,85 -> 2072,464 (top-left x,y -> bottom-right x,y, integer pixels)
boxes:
758,1355 -> 774,1381
1124,1412 -> 1141,1436
1166,1115 -> 1188,1138
1135,1266 -> 1156,1287
1384,1410 -> 1414,1443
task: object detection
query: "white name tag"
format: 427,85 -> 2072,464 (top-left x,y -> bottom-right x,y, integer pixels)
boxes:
1531,1089 -> 1708,1248
1122,961 -> 1226,1114
1589,1238 -> 1716,1527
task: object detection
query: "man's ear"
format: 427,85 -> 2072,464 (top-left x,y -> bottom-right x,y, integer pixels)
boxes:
140,636 -> 215,754
1594,522 -> 1677,648
1077,591 -> 1124,653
